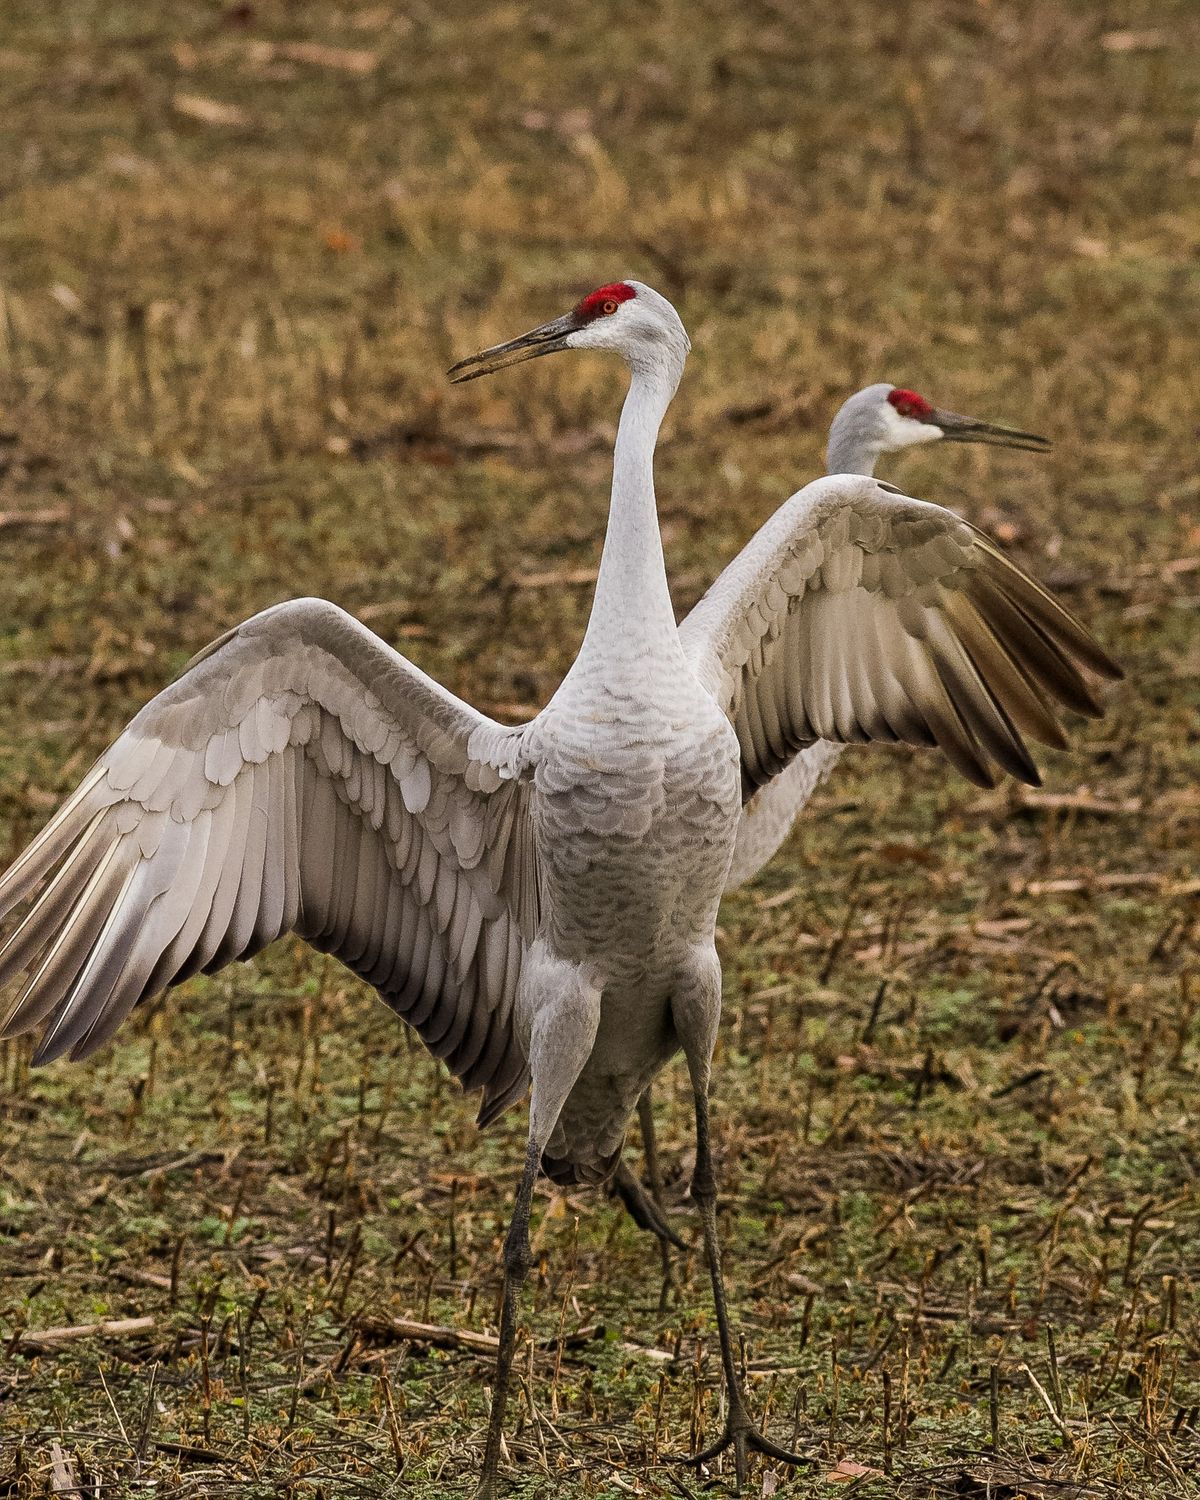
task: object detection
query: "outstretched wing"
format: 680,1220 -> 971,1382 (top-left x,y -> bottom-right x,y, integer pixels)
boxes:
0,597 -> 538,1124
679,474 -> 1121,797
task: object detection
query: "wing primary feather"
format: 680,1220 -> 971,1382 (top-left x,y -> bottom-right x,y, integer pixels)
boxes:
36,850 -> 171,1064
7,838 -> 138,1045
32,858 -> 147,1064
253,754 -> 288,951
972,575 -> 1103,718
477,1039 -> 531,1126
147,798 -> 226,993
348,845 -> 388,979
327,802 -> 363,947
218,760 -> 272,965
924,616 -> 1040,784
279,750 -> 303,934
905,644 -> 998,789
974,537 -> 1123,681
929,642 -> 1039,785
0,763 -> 111,921
341,815 -> 384,968
946,595 -> 1069,750
94,816 -> 216,1047
380,874 -> 419,999
363,869 -> 405,988
63,815 -> 199,1056
195,771 -> 255,974
0,811 -> 111,992
398,908 -> 436,1024
299,767 -> 339,937
859,602 -> 932,746
454,978 -> 494,1083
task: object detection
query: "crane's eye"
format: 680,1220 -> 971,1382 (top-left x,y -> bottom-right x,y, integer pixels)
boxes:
601,299 -> 619,315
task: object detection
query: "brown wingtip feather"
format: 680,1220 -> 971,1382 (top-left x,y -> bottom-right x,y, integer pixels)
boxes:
1094,647 -> 1125,682
972,530 -> 1124,686
967,573 -> 1107,723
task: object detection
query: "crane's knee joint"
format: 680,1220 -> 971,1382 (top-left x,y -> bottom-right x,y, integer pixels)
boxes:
503,1223 -> 532,1282
690,1168 -> 717,1205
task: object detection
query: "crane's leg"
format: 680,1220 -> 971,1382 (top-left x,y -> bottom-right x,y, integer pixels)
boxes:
474,1136 -> 540,1500
669,952 -> 813,1492
637,1086 -> 666,1211
611,1157 -> 686,1251
474,956 -> 601,1500
633,1086 -> 680,1305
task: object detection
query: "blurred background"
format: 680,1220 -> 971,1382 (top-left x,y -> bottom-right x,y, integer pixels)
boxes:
1,2 -> 1197,1495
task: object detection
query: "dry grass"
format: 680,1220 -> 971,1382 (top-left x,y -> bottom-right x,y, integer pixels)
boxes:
1,1 -> 1198,1495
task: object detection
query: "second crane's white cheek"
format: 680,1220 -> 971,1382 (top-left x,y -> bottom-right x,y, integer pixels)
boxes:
881,405 -> 943,449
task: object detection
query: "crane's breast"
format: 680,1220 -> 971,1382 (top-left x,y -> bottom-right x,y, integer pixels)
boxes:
527,696 -> 740,962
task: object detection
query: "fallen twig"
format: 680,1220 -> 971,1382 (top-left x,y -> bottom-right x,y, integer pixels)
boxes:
1020,1362 -> 1075,1450
173,93 -> 249,128
49,1443 -> 83,1496
0,655 -> 86,677
1017,873 -> 1200,898
361,1315 -> 499,1354
989,788 -> 1143,818
509,566 -> 600,589
152,1438 -> 227,1464
361,1315 -> 631,1362
15,1315 -> 155,1353
112,1265 -> 172,1291
0,506 -> 70,529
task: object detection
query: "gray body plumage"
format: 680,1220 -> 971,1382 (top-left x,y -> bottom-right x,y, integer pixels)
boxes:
527,655 -> 740,1179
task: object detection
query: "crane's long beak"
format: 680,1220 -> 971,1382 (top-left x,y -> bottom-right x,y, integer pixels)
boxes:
448,313 -> 578,383
932,408 -> 1050,453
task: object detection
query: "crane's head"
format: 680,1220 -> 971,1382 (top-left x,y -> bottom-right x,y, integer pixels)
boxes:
448,280 -> 690,384
828,383 -> 1050,469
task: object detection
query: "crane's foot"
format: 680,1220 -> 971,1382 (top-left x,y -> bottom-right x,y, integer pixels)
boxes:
674,1395 -> 813,1492
611,1160 -> 688,1252
473,1469 -> 504,1500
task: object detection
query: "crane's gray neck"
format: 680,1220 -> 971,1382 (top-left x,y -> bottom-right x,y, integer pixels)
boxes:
578,356 -> 684,664
825,410 -> 881,476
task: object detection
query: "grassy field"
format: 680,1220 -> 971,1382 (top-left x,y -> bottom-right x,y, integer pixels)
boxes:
1,1 -> 1199,1495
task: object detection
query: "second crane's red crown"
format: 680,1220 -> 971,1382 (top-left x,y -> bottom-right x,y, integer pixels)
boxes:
888,388 -> 934,421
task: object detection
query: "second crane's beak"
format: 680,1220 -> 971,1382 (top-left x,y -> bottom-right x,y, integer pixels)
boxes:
448,312 -> 578,384
932,408 -> 1050,453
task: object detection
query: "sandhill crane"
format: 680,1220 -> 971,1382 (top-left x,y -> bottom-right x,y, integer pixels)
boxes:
629,380 -> 1054,1231
0,282 -> 1119,1496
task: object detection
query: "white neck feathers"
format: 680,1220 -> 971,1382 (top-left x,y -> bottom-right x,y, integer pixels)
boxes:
578,357 -> 684,664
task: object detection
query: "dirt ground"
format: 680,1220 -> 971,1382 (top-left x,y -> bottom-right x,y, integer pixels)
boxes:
1,1 -> 1198,1495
